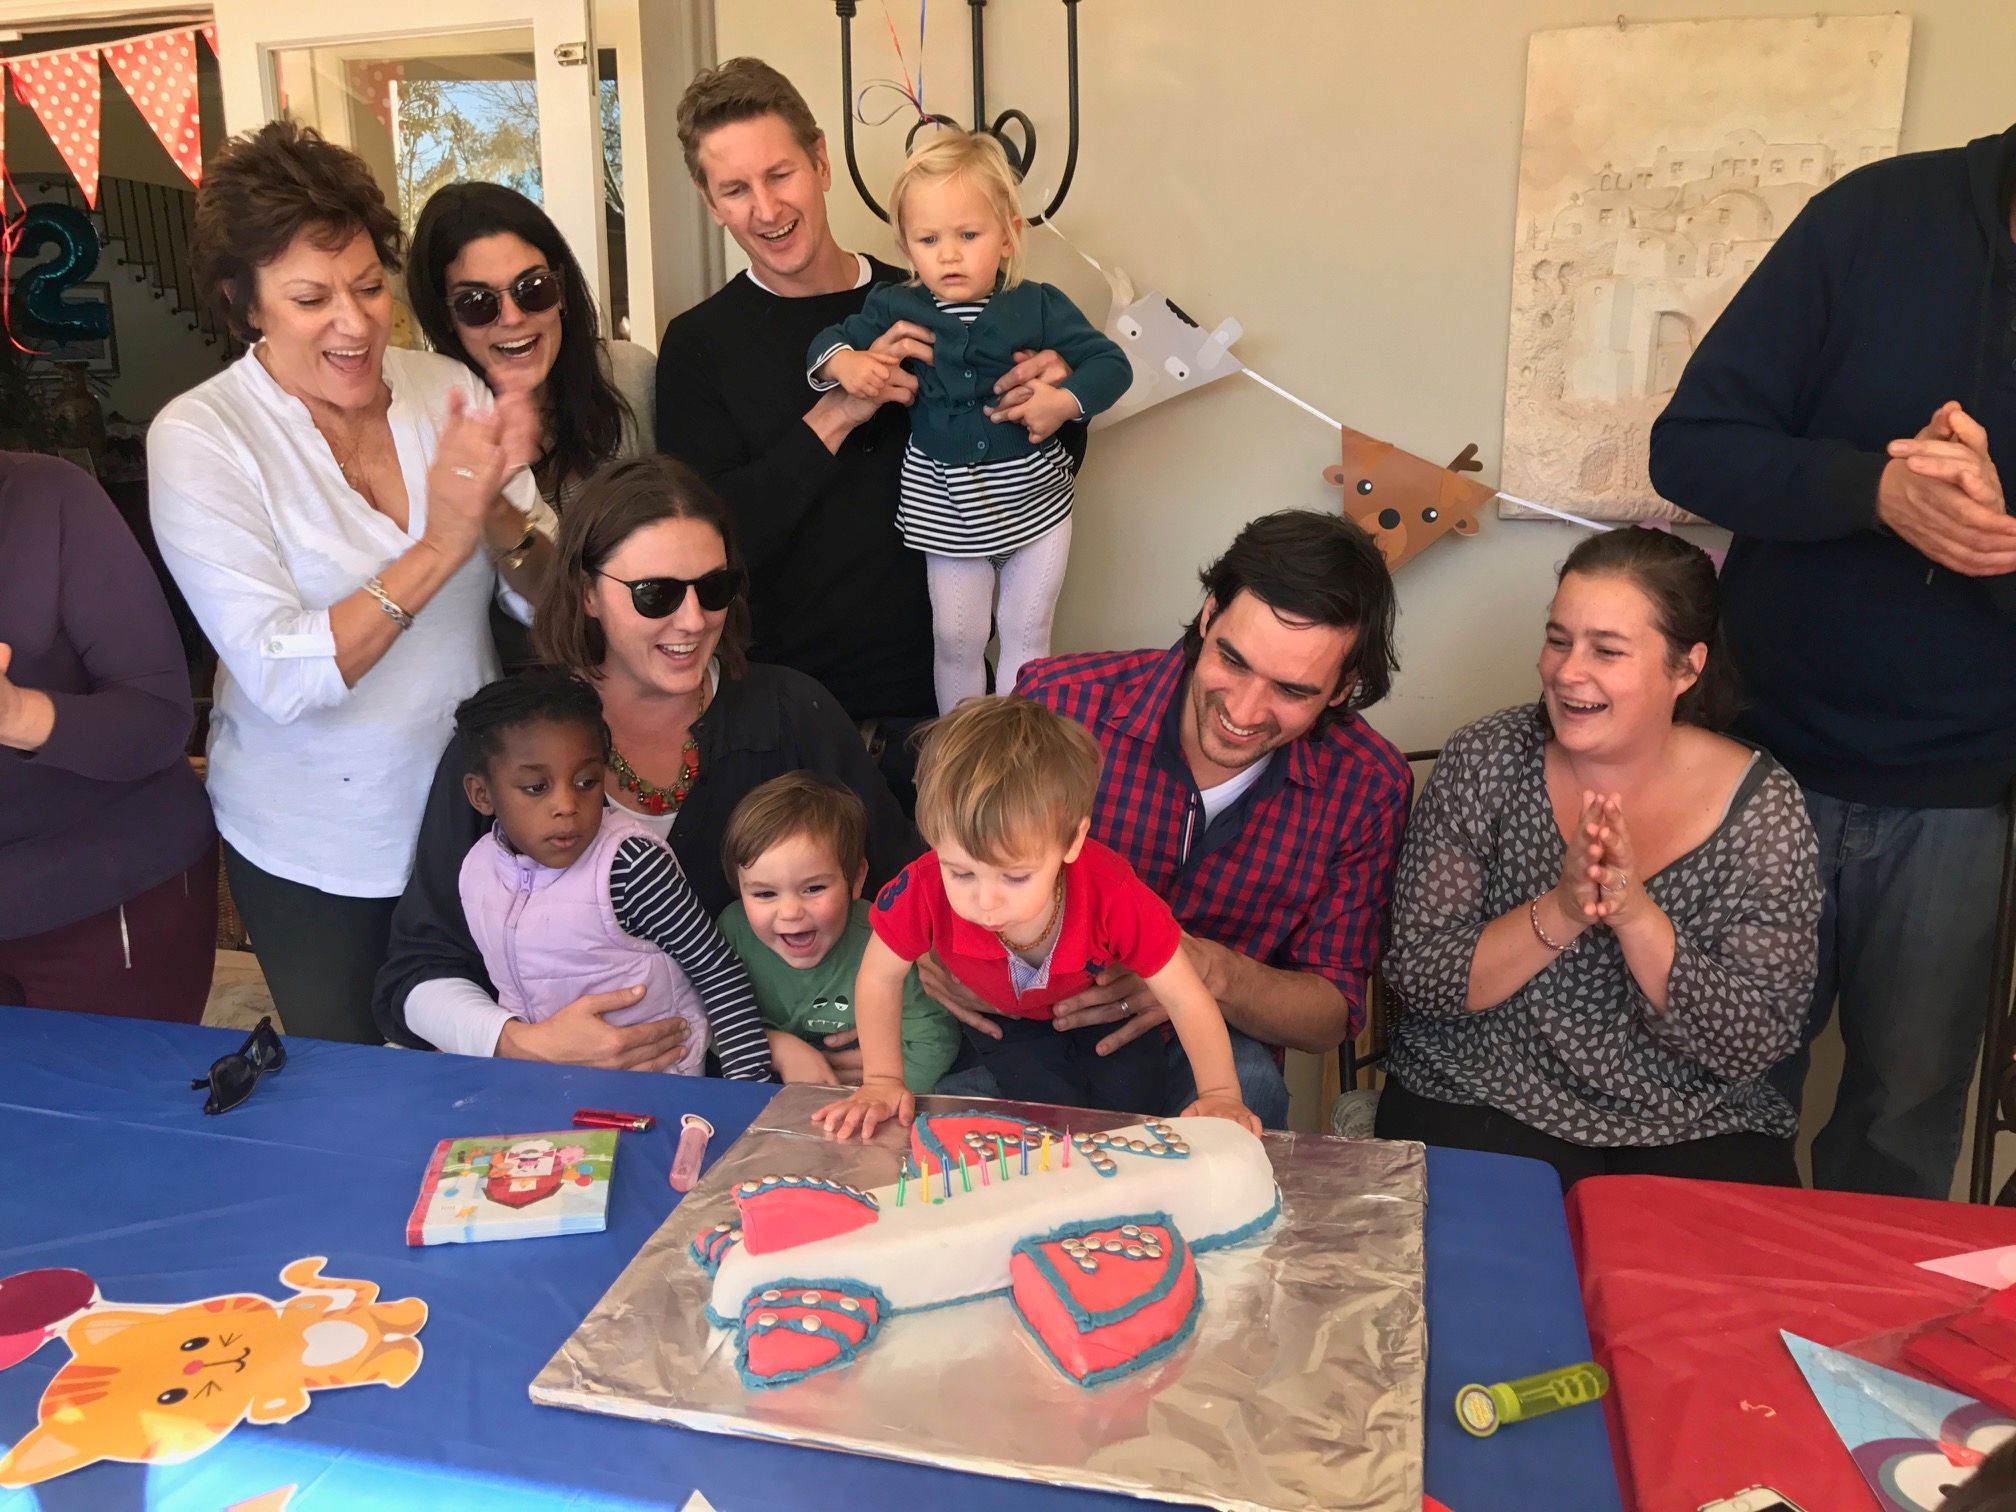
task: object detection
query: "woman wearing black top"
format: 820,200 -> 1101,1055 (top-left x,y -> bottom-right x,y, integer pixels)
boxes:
372,455 -> 918,1068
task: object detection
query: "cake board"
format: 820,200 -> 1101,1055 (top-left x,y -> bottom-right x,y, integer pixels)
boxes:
530,1086 -> 1427,1512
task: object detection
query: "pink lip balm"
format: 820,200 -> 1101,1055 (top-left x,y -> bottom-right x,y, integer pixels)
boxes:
669,1113 -> 714,1193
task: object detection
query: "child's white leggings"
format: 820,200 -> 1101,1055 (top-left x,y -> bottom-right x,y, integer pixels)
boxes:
925,517 -> 1074,712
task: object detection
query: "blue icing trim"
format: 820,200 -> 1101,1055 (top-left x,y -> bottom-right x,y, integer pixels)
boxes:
732,1173 -> 879,1213
1191,1186 -> 1283,1255
1073,1123 -> 1189,1167
732,1277 -> 888,1390
716,1274 -> 893,1327
687,1223 -> 742,1275
1013,1212 -> 1189,1331
912,1110 -> 1060,1176
737,1316 -> 864,1389
1009,1256 -> 1207,1389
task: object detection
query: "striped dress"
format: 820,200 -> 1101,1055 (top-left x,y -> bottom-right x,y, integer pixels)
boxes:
893,298 -> 1077,559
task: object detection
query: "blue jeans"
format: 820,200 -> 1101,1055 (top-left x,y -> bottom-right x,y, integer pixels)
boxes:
934,1026 -> 1294,1131
1770,790 -> 2007,1197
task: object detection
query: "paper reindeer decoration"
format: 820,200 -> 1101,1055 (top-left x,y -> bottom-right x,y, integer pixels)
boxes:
1325,428 -> 1493,570
1090,265 -> 1246,431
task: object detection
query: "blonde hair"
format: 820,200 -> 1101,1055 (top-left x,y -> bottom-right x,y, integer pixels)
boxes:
913,697 -> 1100,865
722,772 -> 868,884
889,131 -> 1027,289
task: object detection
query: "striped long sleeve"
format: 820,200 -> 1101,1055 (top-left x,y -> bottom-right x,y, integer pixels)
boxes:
608,837 -> 772,1081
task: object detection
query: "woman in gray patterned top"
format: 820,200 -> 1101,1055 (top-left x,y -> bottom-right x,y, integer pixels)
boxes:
1375,528 -> 1821,1190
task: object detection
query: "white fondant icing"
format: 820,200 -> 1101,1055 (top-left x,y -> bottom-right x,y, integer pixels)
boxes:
707,1119 -> 1278,1320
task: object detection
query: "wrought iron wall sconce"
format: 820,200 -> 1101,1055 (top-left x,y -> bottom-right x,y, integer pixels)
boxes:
833,0 -> 1082,226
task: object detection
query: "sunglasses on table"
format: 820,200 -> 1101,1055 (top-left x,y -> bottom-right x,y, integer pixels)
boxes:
595,567 -> 745,619
448,268 -> 563,328
190,1016 -> 286,1115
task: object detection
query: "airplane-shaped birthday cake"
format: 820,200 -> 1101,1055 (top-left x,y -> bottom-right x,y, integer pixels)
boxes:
690,1111 -> 1281,1389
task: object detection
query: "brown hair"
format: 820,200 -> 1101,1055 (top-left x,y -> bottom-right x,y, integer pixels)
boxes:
722,772 -> 869,886
1555,527 -> 1740,730
913,697 -> 1101,865
532,455 -> 751,679
191,119 -> 403,343
891,131 -> 1026,288
677,57 -> 823,190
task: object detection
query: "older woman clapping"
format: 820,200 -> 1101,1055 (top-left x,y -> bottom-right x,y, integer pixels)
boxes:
1375,528 -> 1822,1190
150,121 -> 555,1043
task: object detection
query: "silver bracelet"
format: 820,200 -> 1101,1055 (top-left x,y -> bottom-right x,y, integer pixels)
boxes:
363,575 -> 415,631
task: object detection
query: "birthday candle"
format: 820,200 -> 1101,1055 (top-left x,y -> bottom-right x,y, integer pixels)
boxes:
960,1151 -> 972,1192
897,1160 -> 907,1207
1063,1136 -> 1071,1169
942,1154 -> 952,1200
996,1135 -> 1008,1181
1041,1133 -> 1051,1171
1021,1137 -> 1030,1176
979,1154 -> 990,1186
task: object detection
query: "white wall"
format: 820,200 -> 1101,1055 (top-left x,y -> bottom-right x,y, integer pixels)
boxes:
714,0 -> 2016,757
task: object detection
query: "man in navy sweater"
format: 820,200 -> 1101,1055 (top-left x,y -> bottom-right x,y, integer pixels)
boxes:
1651,122 -> 2016,1198
656,59 -> 1075,808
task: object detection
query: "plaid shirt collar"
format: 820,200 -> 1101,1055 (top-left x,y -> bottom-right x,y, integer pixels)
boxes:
1094,642 -> 1332,793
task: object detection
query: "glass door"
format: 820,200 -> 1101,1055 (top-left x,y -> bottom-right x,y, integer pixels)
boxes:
209,0 -> 607,328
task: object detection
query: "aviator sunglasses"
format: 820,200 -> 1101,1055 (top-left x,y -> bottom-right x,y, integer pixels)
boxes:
595,567 -> 745,619
448,268 -> 563,328
190,1016 -> 286,1115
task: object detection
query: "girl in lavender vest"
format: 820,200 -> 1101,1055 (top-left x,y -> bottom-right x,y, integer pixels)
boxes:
453,671 -> 768,1078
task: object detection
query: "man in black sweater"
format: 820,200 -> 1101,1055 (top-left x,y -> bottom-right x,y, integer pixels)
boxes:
656,59 -> 1073,808
1651,122 -> 2016,1199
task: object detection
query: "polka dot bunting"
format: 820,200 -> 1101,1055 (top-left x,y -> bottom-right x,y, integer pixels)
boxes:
346,60 -> 404,136
7,47 -> 103,207
104,30 -> 204,188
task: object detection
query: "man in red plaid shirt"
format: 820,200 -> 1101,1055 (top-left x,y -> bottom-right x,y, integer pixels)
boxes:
923,511 -> 1412,1125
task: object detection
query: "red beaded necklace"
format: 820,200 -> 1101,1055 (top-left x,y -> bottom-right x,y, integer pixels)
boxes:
608,739 -> 699,816
608,682 -> 707,817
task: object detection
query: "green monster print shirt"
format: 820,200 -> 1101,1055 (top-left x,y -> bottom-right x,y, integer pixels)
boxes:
718,899 -> 961,1093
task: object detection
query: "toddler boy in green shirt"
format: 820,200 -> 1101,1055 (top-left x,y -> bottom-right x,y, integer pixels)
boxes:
718,773 -> 958,1090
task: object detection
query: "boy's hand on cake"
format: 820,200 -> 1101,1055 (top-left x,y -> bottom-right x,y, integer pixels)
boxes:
987,379 -> 1080,444
811,1078 -> 914,1141
1182,1094 -> 1262,1136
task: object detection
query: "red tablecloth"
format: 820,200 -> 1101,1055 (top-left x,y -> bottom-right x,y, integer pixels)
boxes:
1568,1176 -> 2016,1512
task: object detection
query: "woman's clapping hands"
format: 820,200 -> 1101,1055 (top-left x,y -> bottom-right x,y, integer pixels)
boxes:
1558,791 -> 1640,926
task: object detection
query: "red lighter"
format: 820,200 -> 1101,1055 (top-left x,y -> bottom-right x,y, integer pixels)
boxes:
572,1108 -> 655,1132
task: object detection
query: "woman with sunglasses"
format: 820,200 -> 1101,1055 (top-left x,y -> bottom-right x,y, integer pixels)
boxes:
149,122 -> 554,1045
408,184 -> 653,669
373,455 -> 920,1073
408,183 -> 653,512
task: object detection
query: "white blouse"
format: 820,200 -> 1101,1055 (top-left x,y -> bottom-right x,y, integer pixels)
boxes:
149,344 -> 551,898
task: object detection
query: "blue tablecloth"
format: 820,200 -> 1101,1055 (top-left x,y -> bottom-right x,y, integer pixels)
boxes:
0,1009 -> 1619,1510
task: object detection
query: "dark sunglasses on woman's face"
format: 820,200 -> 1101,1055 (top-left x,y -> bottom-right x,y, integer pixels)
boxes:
190,1016 -> 286,1115
595,567 -> 744,619
448,268 -> 563,328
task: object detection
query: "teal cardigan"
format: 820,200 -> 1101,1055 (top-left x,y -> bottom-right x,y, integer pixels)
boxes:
808,279 -> 1131,467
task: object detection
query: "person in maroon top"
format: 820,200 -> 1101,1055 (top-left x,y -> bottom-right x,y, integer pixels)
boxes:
0,452 -> 216,1020
929,510 -> 1412,1127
